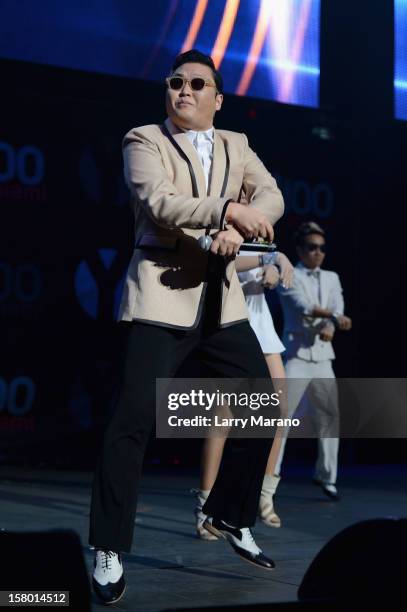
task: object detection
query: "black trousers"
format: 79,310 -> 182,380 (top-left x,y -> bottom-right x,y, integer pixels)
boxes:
89,277 -> 272,552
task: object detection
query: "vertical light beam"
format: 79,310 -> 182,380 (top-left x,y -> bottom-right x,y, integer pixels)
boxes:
181,0 -> 209,53
211,0 -> 241,69
236,0 -> 273,96
278,0 -> 313,102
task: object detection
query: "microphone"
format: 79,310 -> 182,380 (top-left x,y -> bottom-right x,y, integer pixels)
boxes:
197,234 -> 277,253
197,235 -> 214,251
239,241 -> 277,253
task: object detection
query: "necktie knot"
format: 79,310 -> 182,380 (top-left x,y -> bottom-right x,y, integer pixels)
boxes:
307,269 -> 320,279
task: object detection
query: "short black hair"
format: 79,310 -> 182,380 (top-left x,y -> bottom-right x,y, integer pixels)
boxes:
294,221 -> 326,247
171,49 -> 223,94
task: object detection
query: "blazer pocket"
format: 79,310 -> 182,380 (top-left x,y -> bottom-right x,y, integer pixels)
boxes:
136,234 -> 179,251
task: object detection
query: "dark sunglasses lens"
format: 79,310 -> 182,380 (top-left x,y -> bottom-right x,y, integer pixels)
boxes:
190,78 -> 206,90
169,77 -> 184,90
307,244 -> 325,253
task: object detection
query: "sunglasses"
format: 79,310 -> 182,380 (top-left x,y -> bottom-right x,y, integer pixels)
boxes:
166,75 -> 217,92
304,243 -> 326,253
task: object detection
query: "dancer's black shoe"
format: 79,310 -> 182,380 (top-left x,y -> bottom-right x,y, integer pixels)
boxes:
313,478 -> 340,501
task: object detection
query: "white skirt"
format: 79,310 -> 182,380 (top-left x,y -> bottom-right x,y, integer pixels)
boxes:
245,293 -> 285,354
238,263 -> 285,355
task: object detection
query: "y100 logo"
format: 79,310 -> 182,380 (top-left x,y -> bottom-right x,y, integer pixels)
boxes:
276,176 -> 334,219
0,263 -> 42,303
0,377 -> 36,416
0,143 -> 44,185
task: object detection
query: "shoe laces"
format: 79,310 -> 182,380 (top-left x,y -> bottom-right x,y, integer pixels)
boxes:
98,550 -> 117,571
242,528 -> 261,553
243,528 -> 255,544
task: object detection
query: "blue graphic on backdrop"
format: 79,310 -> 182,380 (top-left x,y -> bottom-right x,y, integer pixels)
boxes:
74,249 -> 125,320
275,176 -> 334,218
0,376 -> 36,417
0,142 -> 44,185
0,141 -> 47,202
0,0 -> 320,107
395,0 -> 407,120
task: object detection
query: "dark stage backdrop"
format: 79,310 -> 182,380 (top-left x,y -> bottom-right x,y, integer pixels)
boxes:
0,55 -> 405,467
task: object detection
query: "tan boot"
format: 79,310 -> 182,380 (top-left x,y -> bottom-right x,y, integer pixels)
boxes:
192,489 -> 218,541
258,474 -> 282,528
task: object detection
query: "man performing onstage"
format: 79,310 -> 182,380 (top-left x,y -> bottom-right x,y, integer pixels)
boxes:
275,221 -> 352,501
89,49 -> 284,604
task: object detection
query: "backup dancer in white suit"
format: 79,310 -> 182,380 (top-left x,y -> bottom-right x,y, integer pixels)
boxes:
275,222 -> 352,500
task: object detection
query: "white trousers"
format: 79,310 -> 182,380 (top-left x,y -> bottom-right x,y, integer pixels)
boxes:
274,358 -> 339,484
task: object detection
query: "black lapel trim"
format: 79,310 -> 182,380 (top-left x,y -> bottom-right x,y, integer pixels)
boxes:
220,140 -> 230,197
162,124 -> 199,197
219,198 -> 234,230
218,140 -> 231,290
162,125 -> 230,199
219,317 -> 248,329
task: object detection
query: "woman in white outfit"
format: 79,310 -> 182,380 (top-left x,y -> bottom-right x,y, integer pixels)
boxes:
195,250 -> 294,539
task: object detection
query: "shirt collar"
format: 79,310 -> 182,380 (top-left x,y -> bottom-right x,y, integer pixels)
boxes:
297,262 -> 321,275
184,126 -> 214,144
165,118 -> 214,141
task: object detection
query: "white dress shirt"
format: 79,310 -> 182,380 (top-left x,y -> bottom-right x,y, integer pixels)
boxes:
185,127 -> 214,191
299,263 -> 322,308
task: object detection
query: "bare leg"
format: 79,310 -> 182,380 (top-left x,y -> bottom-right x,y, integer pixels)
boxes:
257,353 -> 286,528
200,436 -> 226,491
264,353 -> 286,476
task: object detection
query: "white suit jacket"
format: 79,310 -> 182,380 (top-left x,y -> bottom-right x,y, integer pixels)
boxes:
277,263 -> 344,362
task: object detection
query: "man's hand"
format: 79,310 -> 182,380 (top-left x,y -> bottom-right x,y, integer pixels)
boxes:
210,227 -> 244,257
225,202 -> 274,242
262,265 -> 280,289
275,252 -> 294,288
335,315 -> 352,331
319,325 -> 335,342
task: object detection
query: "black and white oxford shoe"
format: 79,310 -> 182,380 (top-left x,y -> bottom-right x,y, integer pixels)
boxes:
203,517 -> 275,570
92,549 -> 126,605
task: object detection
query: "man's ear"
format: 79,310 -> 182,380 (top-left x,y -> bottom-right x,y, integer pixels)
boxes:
215,93 -> 223,111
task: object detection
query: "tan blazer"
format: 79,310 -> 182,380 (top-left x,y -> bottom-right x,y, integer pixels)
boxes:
118,118 -> 284,329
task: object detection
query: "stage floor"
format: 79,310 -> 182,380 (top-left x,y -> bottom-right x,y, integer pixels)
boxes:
0,464 -> 405,611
